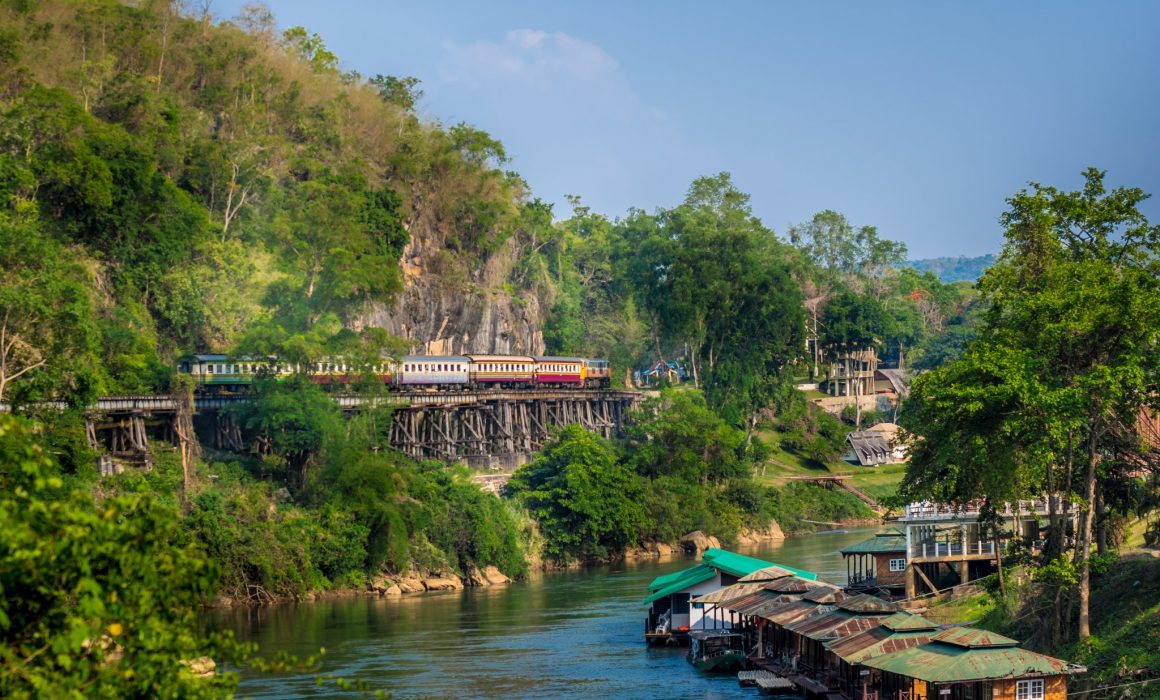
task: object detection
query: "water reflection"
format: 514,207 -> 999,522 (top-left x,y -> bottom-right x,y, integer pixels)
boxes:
211,528 -> 877,699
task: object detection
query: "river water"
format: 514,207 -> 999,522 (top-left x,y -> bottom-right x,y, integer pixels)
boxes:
210,528 -> 875,699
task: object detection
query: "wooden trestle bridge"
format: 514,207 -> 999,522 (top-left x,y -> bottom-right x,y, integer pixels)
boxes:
14,390 -> 642,472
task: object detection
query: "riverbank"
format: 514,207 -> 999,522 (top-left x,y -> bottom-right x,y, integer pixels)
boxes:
206,514 -> 881,609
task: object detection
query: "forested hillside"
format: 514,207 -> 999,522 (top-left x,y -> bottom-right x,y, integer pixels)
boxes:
0,0 -> 977,609
0,0 -> 542,407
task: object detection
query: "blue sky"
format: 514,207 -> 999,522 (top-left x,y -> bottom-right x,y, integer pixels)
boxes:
213,1 -> 1160,258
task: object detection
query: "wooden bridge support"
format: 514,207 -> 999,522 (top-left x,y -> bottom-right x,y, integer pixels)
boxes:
212,412 -> 244,452
85,411 -> 155,472
388,393 -> 634,467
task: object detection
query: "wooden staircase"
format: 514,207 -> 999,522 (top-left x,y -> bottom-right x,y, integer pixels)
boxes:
786,475 -> 882,513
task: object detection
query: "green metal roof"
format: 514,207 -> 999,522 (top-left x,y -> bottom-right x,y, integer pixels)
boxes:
881,612 -> 940,632
861,636 -> 1081,682
841,533 -> 908,555
702,548 -> 817,580
644,566 -> 717,604
645,548 -> 818,605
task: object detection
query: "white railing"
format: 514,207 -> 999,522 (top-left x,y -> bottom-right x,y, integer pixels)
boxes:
902,497 -> 1072,521
912,541 -> 996,558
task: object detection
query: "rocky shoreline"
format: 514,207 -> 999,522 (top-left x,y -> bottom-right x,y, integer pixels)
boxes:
207,517 -> 877,608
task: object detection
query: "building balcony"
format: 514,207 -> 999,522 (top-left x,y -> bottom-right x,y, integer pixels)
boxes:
910,541 -> 995,560
899,497 -> 1073,522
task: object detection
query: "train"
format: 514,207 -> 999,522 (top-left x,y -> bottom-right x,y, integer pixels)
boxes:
177,353 -> 612,392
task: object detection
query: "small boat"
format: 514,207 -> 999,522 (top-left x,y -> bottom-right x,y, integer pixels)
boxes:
687,630 -> 748,673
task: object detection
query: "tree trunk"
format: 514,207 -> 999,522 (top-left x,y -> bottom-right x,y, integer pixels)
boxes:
690,343 -> 700,389
993,525 -> 1007,598
1095,487 -> 1107,556
853,354 -> 863,428
1046,456 -> 1059,559
1077,432 -> 1099,640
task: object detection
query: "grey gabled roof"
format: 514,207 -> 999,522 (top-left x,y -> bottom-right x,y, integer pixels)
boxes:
847,431 -> 892,465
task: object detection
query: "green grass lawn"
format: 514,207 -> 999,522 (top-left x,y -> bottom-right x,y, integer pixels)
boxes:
1122,516 -> 1156,551
756,430 -> 908,504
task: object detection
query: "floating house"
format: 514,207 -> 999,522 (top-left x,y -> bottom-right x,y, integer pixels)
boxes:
824,612 -> 941,700
643,548 -> 816,644
841,530 -> 909,597
661,575 -> 1085,699
860,627 -> 1085,700
783,594 -> 900,679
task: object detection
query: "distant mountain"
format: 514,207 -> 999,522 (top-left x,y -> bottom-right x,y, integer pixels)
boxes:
903,254 -> 997,283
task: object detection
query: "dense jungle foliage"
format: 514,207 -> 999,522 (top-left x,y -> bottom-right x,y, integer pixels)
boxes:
505,389 -> 873,562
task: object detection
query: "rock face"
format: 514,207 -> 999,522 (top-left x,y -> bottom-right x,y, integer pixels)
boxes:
183,657 -> 216,677
679,530 -> 722,554
466,564 -> 512,587
421,575 -> 464,591
355,224 -> 545,355
395,574 -> 426,595
736,520 -> 786,545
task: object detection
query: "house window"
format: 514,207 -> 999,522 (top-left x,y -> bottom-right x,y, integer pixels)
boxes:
1016,680 -> 1044,700
889,558 -> 906,572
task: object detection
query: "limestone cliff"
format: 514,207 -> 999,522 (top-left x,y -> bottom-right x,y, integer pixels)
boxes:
354,217 -> 545,355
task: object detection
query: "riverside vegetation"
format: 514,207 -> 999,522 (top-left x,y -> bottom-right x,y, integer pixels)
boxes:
1,1 -> 1157,697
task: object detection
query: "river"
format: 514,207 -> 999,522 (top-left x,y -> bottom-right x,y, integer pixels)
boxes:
210,528 -> 876,699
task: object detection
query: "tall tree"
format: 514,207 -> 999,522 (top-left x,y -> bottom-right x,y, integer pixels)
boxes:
617,173 -> 805,426
901,169 -> 1160,640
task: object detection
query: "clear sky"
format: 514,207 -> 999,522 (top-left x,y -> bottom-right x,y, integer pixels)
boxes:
211,1 -> 1160,258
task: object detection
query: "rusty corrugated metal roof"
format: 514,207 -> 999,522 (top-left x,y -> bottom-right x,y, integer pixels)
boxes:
932,627 -> 1018,648
762,600 -> 830,625
763,577 -> 819,594
737,565 -> 798,582
727,591 -> 792,615
690,582 -> 770,605
837,594 -> 900,613
862,638 -> 1083,682
786,609 -> 894,641
738,595 -> 802,619
825,623 -> 938,663
803,587 -> 848,604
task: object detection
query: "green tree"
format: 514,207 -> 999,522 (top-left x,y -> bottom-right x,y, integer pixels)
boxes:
616,174 -> 805,424
234,375 -> 341,491
505,425 -> 646,562
369,74 -> 423,112
281,26 -> 338,73
628,388 -> 750,486
789,210 -> 907,274
0,415 -> 249,698
901,168 -> 1160,641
